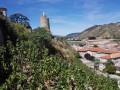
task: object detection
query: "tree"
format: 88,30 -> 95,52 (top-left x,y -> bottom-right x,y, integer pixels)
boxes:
94,59 -> 100,70
88,37 -> 96,40
104,65 -> 116,74
84,53 -> 95,61
29,27 -> 52,58
13,23 -> 30,39
0,17 -> 18,45
29,27 -> 51,46
93,45 -> 98,47
103,60 -> 116,74
105,60 -> 114,67
9,13 -> 31,29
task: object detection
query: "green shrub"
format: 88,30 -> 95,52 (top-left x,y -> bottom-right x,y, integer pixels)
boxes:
13,23 -> 29,39
84,53 -> 95,61
104,65 -> 116,74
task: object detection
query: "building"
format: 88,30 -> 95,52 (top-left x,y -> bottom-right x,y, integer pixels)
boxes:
100,53 -> 120,65
100,53 -> 120,73
0,7 -> 7,17
79,47 -> 114,59
40,12 -> 50,31
79,47 -> 117,71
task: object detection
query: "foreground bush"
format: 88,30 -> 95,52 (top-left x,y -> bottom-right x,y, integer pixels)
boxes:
0,40 -> 119,90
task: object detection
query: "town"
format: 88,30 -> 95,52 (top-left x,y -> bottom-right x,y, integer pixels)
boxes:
71,37 -> 120,87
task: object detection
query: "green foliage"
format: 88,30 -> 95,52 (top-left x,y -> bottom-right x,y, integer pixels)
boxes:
104,60 -> 116,74
0,17 -> 18,45
29,27 -> 53,58
0,21 -> 119,89
104,65 -> 116,74
13,23 -> 29,39
84,53 -> 95,61
106,60 -> 114,66
29,27 -> 51,44
9,13 -> 31,29
93,44 -> 98,47
0,39 -> 119,89
94,59 -> 100,70
116,73 -> 120,76
0,40 -> 71,89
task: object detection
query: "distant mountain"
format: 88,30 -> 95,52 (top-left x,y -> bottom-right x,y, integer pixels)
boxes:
66,33 -> 80,38
53,35 -> 64,38
75,22 -> 120,39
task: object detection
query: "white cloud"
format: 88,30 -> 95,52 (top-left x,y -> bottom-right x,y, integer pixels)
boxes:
81,0 -> 103,20
80,0 -> 120,21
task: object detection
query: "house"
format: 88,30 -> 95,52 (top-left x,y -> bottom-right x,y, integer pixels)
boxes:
100,53 -> 120,66
100,53 -> 120,73
79,47 -> 114,59
79,47 -> 115,71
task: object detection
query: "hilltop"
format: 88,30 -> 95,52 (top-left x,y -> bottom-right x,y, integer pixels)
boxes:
75,22 -> 120,39
65,33 -> 80,38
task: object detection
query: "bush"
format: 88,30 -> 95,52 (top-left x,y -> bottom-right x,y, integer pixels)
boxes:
88,37 -> 96,40
84,53 -> 95,61
103,60 -> 116,74
104,65 -> 116,74
94,60 -> 100,70
0,17 -> 18,45
105,60 -> 114,67
93,45 -> 98,47
13,23 -> 30,39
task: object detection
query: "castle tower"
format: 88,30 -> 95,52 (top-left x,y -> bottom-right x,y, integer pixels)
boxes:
40,12 -> 50,31
0,7 -> 7,17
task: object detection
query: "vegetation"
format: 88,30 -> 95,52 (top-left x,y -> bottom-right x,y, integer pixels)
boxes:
84,53 -> 95,61
0,17 -> 18,45
0,16 -> 119,90
9,13 -> 31,29
13,23 -> 30,39
93,44 -> 98,47
88,36 -> 96,40
94,59 -> 100,70
103,60 -> 116,74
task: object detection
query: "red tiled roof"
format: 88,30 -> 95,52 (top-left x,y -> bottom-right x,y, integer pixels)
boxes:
101,53 -> 120,59
101,55 -> 111,59
79,47 -> 114,54
79,48 -> 87,52
111,53 -> 120,58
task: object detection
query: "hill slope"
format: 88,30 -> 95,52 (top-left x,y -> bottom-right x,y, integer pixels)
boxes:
75,22 -> 120,39
0,17 -> 119,90
66,33 -> 80,38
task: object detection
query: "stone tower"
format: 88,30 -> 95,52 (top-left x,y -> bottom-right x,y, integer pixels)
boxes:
40,12 -> 50,31
0,7 -> 7,17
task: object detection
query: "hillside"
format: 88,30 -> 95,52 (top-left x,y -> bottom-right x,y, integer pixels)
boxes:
75,22 -> 120,39
66,33 -> 80,38
0,17 -> 119,90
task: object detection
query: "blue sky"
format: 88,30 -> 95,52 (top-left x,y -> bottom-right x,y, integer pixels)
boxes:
1,0 -> 120,36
